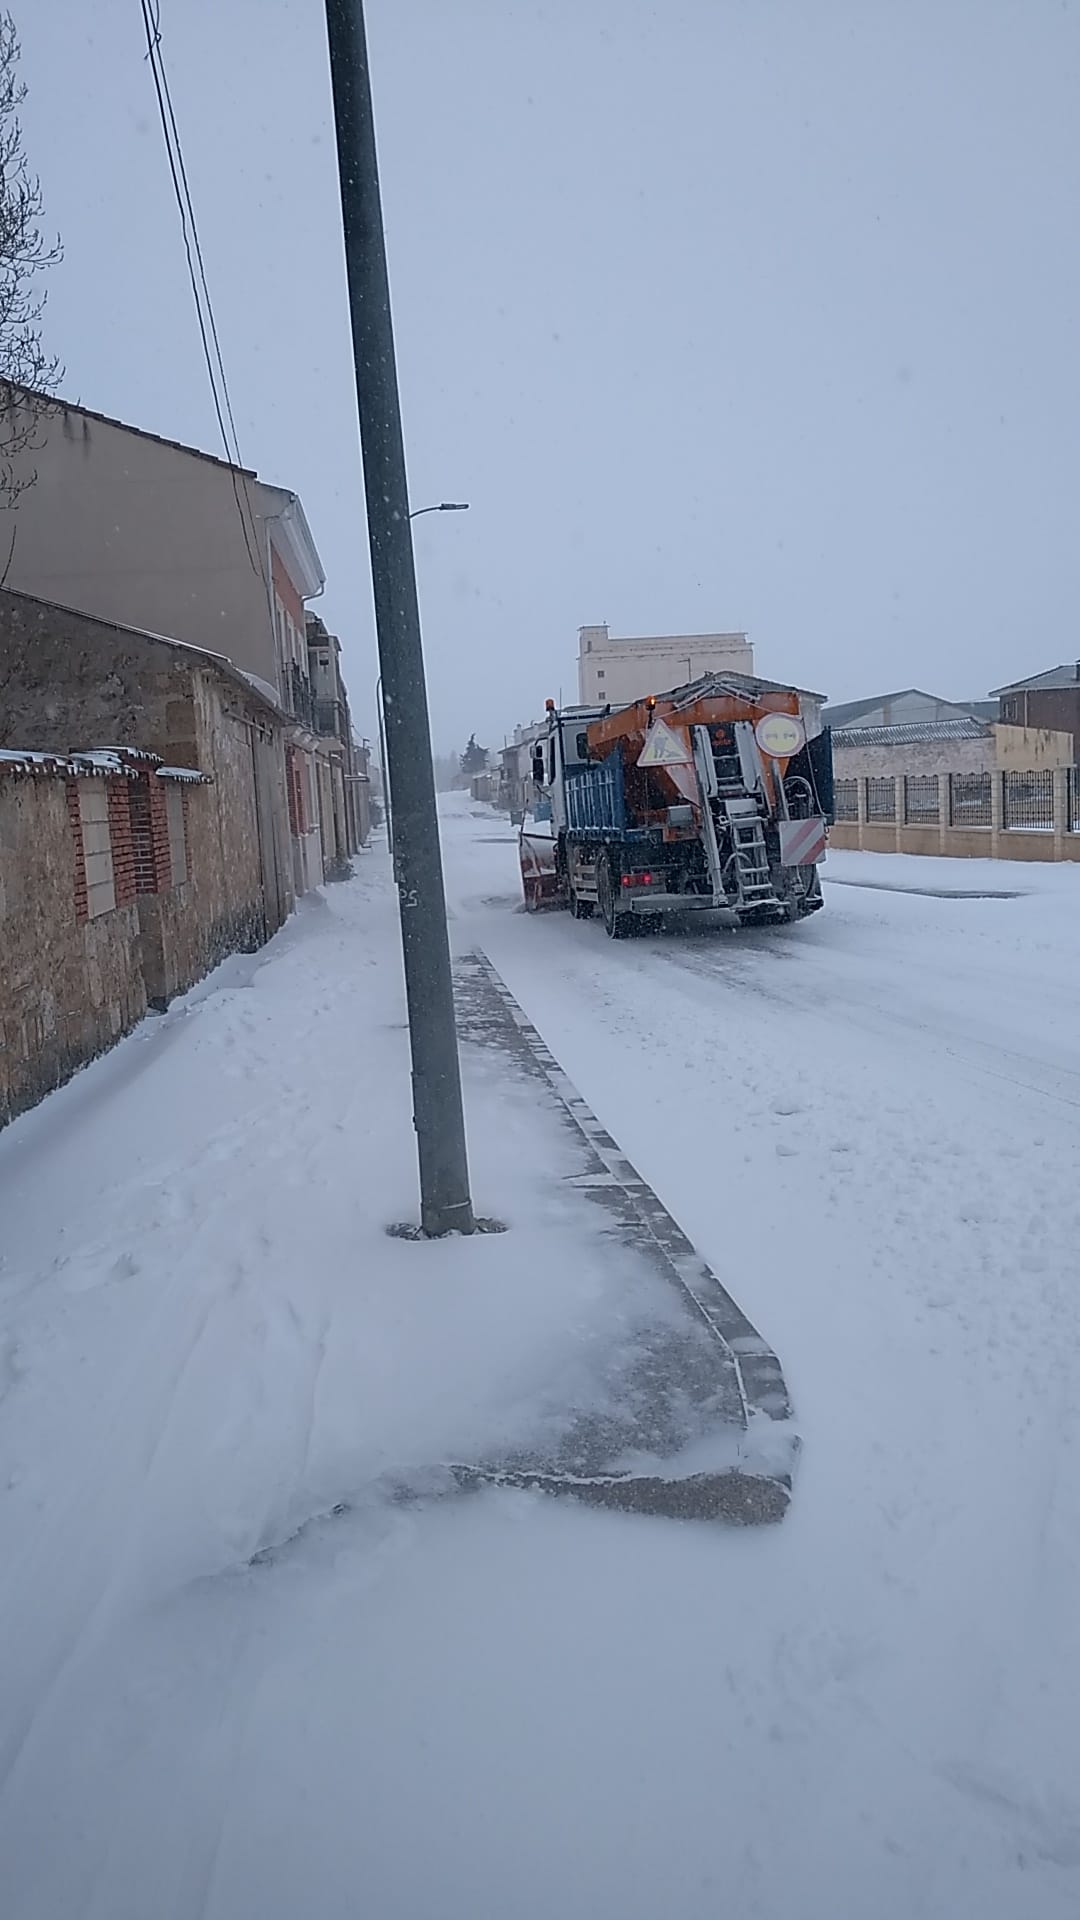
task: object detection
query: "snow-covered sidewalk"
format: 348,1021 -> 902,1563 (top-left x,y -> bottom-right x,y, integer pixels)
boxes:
3,806 -> 1080,1919
0,835 -> 781,1918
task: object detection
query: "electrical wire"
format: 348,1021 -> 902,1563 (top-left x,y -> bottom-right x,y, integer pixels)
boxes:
138,0 -> 264,580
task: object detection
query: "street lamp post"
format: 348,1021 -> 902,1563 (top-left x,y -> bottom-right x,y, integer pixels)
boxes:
377,505 -> 467,859
325,0 -> 474,1238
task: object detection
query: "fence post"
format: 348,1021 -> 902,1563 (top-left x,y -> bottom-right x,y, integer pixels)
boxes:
894,774 -> 903,854
991,766 -> 1003,859
856,771 -> 867,852
1054,765 -> 1068,860
939,773 -> 949,856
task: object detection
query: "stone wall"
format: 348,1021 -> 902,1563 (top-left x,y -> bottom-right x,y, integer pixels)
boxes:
0,772 -> 147,1126
0,589 -> 302,1125
0,586 -> 294,933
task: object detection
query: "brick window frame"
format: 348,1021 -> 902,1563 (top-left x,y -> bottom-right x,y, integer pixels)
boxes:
68,774 -> 135,921
128,770 -> 188,895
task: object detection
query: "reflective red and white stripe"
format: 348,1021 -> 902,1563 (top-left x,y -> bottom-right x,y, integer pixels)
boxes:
778,816 -> 827,867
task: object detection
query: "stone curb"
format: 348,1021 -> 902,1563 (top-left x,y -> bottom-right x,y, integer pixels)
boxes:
459,950 -> 799,1524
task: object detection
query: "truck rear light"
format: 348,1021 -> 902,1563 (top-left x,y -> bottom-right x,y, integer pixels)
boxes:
621,870 -> 656,888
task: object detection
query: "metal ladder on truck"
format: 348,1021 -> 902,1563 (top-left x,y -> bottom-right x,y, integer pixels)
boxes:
722,798 -> 775,908
691,727 -> 778,911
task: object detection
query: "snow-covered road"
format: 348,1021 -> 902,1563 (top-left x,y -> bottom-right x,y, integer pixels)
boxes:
3,799 -> 1080,1918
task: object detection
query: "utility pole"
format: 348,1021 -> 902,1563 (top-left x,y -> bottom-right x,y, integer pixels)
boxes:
324,0 -> 474,1237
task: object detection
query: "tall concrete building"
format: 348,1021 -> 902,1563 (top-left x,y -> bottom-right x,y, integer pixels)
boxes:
577,624 -> 754,705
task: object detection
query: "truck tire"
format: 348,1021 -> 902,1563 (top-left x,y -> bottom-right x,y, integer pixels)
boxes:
597,855 -> 631,939
570,890 -> 595,920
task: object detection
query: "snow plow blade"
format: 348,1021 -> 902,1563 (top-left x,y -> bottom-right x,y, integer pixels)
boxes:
519,825 -> 564,911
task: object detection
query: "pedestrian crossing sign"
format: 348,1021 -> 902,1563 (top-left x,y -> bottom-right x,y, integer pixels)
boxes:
637,717 -> 693,768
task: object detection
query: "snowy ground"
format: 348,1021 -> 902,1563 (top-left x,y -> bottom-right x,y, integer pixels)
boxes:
3,800 -> 1080,1918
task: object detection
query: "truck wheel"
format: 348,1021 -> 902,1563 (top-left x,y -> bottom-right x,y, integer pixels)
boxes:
597,856 -> 631,939
570,891 -> 595,920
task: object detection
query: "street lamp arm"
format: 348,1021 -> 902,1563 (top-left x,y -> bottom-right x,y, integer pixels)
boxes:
408,502 -> 470,520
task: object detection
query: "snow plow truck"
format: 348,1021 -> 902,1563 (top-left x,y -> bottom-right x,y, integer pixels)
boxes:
518,673 -> 833,935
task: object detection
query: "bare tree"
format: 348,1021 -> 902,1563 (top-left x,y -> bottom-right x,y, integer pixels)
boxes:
0,11 -> 61,509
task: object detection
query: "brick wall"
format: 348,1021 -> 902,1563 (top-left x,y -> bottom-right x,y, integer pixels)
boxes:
107,779 -> 137,908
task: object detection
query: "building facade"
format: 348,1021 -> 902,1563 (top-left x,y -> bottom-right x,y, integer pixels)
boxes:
992,665 -> 1080,759
0,589 -> 308,1124
577,624 -> 754,705
830,717 -> 1079,860
0,382 -> 342,895
498,721 -> 547,821
306,611 -> 370,868
0,586 -> 296,941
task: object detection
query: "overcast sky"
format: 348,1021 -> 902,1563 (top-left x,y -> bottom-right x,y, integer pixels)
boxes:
22,0 -> 1080,750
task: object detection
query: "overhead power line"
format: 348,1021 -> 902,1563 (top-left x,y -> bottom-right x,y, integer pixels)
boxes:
138,0 -> 264,580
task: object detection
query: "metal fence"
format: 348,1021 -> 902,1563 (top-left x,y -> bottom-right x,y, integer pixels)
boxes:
865,777 -> 896,823
833,778 -> 858,823
948,771 -> 992,828
1002,768 -> 1055,832
1070,767 -> 1080,833
904,774 -> 939,824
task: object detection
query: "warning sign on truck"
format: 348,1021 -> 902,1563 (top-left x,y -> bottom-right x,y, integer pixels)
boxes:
637,718 -> 693,768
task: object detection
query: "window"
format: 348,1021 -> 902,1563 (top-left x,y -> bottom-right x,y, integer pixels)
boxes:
865,777 -> 896,822
78,778 -> 116,918
596,669 -> 605,681
949,771 -> 992,827
904,774 -> 939,823
833,778 -> 858,822
165,784 -> 188,885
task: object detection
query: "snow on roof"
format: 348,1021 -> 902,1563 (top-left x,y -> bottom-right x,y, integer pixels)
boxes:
669,669 -> 827,704
83,745 -> 163,764
990,664 -> 1080,695
832,718 -> 990,747
240,669 -> 282,707
0,747 -> 207,781
69,751 -> 140,776
0,748 -> 72,773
